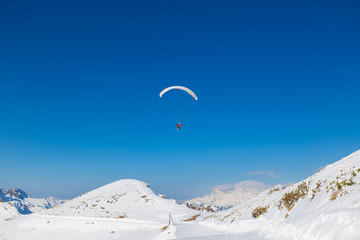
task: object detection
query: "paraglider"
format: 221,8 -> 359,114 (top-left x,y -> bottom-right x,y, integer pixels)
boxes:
159,86 -> 197,130
159,86 -> 198,100
176,123 -> 183,130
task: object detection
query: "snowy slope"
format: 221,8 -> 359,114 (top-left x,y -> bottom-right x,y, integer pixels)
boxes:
44,179 -> 198,223
2,150 -> 360,240
0,179 -> 270,240
0,202 -> 19,221
0,188 -> 66,214
203,150 -> 360,240
0,179 -> 211,240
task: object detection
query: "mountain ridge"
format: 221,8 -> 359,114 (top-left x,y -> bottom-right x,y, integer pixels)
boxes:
202,149 -> 360,240
43,179 -> 199,223
0,188 -> 66,215
185,180 -> 269,211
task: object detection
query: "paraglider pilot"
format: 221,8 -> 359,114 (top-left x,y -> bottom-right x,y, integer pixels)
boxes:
176,123 -> 183,130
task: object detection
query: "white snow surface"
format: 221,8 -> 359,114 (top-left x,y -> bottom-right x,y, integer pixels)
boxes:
0,202 -> 20,221
1,179 -> 238,240
203,149 -> 360,240
43,179 -> 198,223
1,150 -> 360,239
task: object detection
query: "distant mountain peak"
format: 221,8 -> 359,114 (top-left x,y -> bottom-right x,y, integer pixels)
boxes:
0,187 -> 65,215
212,180 -> 270,192
186,180 -> 270,211
7,188 -> 30,199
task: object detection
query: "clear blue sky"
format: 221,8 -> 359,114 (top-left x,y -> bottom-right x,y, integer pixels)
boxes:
1,0 -> 360,200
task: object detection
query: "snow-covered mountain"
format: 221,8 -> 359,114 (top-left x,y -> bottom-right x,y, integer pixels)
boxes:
0,179 -> 206,240
0,188 -> 66,214
44,179 -> 198,223
202,150 -> 360,240
2,150 -> 360,239
185,180 -> 269,211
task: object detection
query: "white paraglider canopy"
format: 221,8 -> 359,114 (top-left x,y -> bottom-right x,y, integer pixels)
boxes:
159,86 -> 198,100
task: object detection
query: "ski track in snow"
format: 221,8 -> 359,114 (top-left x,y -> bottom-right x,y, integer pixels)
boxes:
0,215 -> 269,240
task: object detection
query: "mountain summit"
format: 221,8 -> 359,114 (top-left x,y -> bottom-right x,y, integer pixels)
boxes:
45,179 -> 197,223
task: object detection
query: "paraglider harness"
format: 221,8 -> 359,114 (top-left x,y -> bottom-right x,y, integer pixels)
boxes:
176,123 -> 183,130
